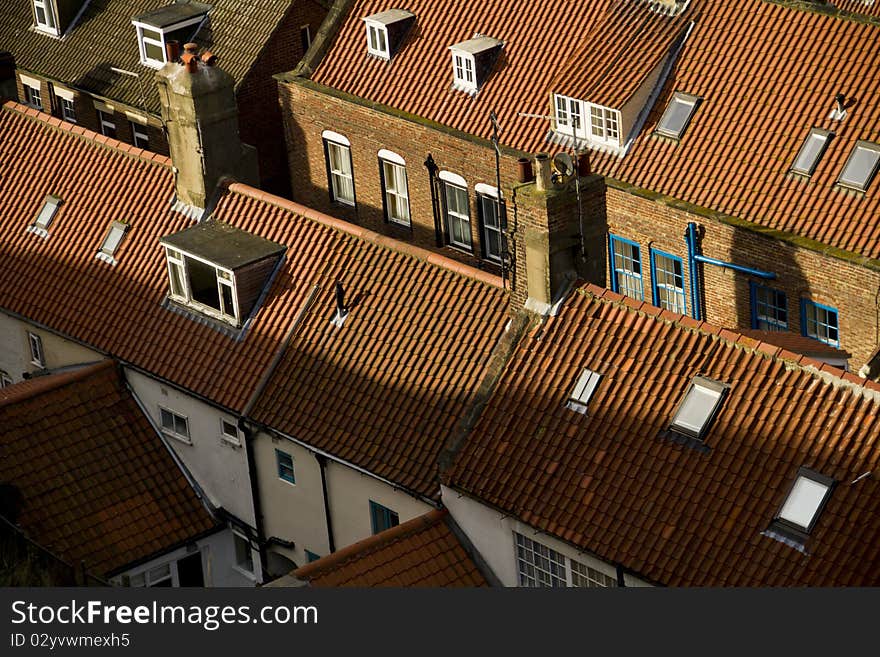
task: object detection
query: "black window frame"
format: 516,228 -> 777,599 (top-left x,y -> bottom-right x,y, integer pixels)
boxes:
667,375 -> 729,442
770,467 -> 835,543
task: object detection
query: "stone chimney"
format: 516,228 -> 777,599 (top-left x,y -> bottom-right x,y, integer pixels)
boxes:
510,153 -> 607,314
155,42 -> 258,213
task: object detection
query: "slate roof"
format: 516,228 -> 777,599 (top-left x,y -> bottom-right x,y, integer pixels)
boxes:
444,284 -> 880,586
0,0 -> 299,113
0,361 -> 217,576
0,101 -> 509,498
292,510 -> 489,586
309,0 -> 880,260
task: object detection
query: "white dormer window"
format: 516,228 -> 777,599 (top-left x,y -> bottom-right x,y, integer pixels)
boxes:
552,94 -> 621,148
362,10 -> 415,61
165,247 -> 239,324
33,0 -> 58,35
366,23 -> 389,58
555,94 -> 585,139
453,53 -> 476,92
589,104 -> 620,146
132,3 -> 211,69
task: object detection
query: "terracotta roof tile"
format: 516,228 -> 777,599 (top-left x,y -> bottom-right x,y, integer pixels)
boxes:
0,361 -> 216,576
445,282 -> 880,586
293,510 -> 488,587
0,102 -> 508,498
312,0 -> 880,260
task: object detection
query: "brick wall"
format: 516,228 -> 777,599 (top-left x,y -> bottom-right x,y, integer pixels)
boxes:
237,0 -> 328,198
280,79 -> 525,280
604,187 -> 880,368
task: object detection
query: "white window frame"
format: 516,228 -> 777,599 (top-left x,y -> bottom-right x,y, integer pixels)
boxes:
566,368 -> 602,414
28,194 -> 61,238
220,418 -> 241,446
588,103 -> 621,146
364,21 -> 389,59
451,51 -> 477,93
0,371 -> 13,388
554,94 -> 585,140
130,120 -> 149,149
514,532 -> 616,588
164,247 -> 241,325
440,172 -> 472,251
32,0 -> 58,35
132,17 -> 206,69
323,133 -> 355,206
791,128 -> 833,177
773,468 -> 834,539
23,83 -> 43,111
233,530 -> 255,576
379,150 -> 410,226
59,97 -> 76,122
27,332 -> 45,368
98,110 -> 116,138
159,406 -> 190,444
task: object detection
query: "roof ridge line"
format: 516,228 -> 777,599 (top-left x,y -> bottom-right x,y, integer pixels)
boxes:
294,509 -> 448,581
226,183 -> 504,289
1,101 -> 173,168
579,283 -> 880,401
0,360 -> 114,408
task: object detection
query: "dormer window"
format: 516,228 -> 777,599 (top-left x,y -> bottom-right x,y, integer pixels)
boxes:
27,195 -> 61,238
132,2 -> 212,69
589,105 -> 620,146
33,0 -> 58,35
771,468 -> 834,543
552,94 -> 621,148
837,140 -> 880,192
655,92 -> 699,140
160,221 -> 285,328
668,376 -> 728,441
791,128 -> 833,177
449,36 -> 503,95
362,10 -> 415,61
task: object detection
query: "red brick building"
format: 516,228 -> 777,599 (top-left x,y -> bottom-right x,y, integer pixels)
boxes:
277,0 -> 880,370
2,0 -> 328,196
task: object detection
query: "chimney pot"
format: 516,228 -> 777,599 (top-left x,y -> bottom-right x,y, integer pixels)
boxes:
516,157 -> 534,183
577,150 -> 591,177
535,153 -> 551,191
200,51 -> 218,66
180,52 -> 198,73
165,40 -> 181,63
183,42 -> 199,54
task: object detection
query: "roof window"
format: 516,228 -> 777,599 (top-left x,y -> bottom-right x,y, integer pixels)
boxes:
668,375 -> 727,441
362,9 -> 415,61
449,36 -> 503,95
32,0 -> 58,35
837,140 -> 880,192
95,221 -> 129,265
160,221 -> 285,328
791,128 -> 833,177
131,2 -> 212,68
771,468 -> 834,542
655,92 -> 699,140
27,194 -> 62,238
566,368 -> 602,414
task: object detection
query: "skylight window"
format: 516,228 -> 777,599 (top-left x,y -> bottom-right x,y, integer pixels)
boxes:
668,376 -> 727,441
566,368 -> 602,414
773,468 -> 834,540
27,194 -> 61,238
655,92 -> 699,140
837,141 -> 880,191
96,221 -> 129,265
791,128 -> 832,177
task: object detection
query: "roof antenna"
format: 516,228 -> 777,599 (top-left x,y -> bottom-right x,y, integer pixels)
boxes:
850,471 -> 873,486
331,281 -> 349,327
829,92 -> 847,121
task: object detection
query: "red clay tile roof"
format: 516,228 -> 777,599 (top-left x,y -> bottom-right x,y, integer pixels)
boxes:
551,0 -> 693,108
734,328 -> 851,360
0,101 -> 508,497
310,0 -> 880,260
293,509 -> 488,586
0,0 -> 303,113
445,284 -> 880,586
0,361 -> 217,576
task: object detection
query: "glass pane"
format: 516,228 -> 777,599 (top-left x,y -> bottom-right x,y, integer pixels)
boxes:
778,476 -> 828,529
840,145 -> 880,189
186,257 -> 221,311
144,41 -> 165,62
672,384 -> 721,434
657,97 -> 695,138
160,409 -> 175,430
792,132 -> 828,174
102,226 -> 125,254
220,281 -> 235,318
174,415 -> 188,437
34,201 -> 57,228
169,261 -> 185,298
141,27 -> 163,42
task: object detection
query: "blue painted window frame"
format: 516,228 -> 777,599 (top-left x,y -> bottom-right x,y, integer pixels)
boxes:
305,550 -> 321,563
608,234 -> 644,300
369,500 -> 399,535
800,299 -> 840,347
276,449 -> 295,484
750,283 -> 788,331
650,249 -> 686,314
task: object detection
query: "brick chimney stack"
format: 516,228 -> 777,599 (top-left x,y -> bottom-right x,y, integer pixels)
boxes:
155,43 -> 258,213
0,52 -> 16,102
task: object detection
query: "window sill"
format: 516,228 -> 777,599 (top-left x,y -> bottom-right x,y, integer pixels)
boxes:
232,565 -> 258,582
278,477 -> 297,487
446,243 -> 474,256
220,436 -> 242,448
163,430 -> 193,446
332,198 -> 356,208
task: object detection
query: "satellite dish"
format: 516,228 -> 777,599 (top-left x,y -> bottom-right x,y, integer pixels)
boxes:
552,152 -> 574,177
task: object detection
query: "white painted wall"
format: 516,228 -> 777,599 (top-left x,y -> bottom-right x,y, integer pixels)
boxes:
124,367 -> 256,528
255,432 -> 434,569
0,312 -> 104,383
441,485 -> 653,587
112,527 -> 255,587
